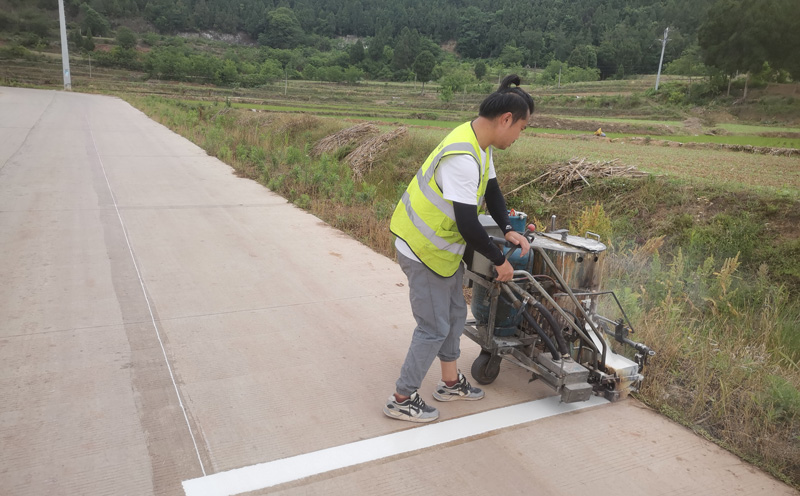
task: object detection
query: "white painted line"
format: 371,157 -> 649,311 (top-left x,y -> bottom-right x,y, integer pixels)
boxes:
182,395 -> 608,496
88,126 -> 207,476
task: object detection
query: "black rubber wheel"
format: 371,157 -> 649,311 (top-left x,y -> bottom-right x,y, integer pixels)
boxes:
471,351 -> 502,385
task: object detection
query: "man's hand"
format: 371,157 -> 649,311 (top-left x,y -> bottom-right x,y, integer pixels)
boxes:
495,259 -> 514,281
504,230 -> 530,256
495,232 -> 530,281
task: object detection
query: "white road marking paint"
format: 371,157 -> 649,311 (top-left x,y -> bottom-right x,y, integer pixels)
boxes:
182,395 -> 608,496
88,126 -> 207,476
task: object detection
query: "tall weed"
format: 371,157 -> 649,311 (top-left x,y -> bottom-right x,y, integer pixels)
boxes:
607,237 -> 800,485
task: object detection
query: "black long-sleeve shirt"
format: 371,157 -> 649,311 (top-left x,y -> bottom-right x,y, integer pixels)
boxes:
454,178 -> 513,266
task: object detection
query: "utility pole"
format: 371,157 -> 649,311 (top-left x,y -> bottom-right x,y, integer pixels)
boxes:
57,0 -> 72,90
558,64 -> 562,88
655,27 -> 669,91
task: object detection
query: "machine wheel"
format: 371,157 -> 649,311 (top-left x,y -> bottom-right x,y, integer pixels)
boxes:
471,351 -> 502,385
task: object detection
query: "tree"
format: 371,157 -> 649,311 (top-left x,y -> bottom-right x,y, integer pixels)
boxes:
699,0 -> 800,85
456,7 -> 487,58
392,27 -> 420,71
665,45 -> 709,94
368,26 -> 392,62
344,65 -> 364,84
474,60 -> 486,80
80,3 -> 110,37
439,68 -> 474,93
699,1 -> 767,76
519,29 -> 546,67
116,26 -> 137,49
567,45 -> 597,69
769,0 -> 800,79
499,43 -> 524,67
259,7 -> 304,49
412,50 -> 435,94
215,59 -> 239,86
84,26 -> 95,52
348,40 -> 364,65
143,0 -> 189,33
260,59 -> 283,81
69,28 -> 84,51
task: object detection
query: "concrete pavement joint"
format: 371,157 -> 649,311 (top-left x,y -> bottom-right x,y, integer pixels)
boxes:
156,292 -> 409,324
182,395 -> 608,496
2,292 -> 406,339
88,125 -> 208,477
1,320 -> 154,339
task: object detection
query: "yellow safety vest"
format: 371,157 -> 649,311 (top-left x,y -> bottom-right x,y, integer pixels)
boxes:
390,121 -> 491,277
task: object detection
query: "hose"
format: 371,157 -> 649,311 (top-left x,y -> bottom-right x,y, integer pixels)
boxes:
521,309 -> 561,361
531,301 -> 570,356
498,282 -> 561,361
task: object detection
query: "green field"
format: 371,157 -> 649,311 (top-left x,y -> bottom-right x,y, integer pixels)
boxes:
3,54 -> 799,149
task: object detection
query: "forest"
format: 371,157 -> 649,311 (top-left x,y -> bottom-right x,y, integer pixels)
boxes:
1,0 -> 797,90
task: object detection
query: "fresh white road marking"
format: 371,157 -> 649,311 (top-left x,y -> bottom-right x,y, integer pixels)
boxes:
182,394 -> 608,496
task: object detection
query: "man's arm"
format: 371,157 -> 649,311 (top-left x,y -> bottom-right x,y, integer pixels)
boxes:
453,202 -> 518,281
484,178 -> 513,235
453,201 -> 505,266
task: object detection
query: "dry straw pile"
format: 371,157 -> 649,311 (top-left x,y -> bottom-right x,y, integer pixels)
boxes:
310,122 -> 379,157
345,127 -> 408,180
508,157 -> 649,201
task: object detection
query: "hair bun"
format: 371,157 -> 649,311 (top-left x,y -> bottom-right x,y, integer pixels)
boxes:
498,74 -> 521,91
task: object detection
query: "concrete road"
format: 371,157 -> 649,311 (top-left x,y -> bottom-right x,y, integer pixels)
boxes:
0,86 -> 795,496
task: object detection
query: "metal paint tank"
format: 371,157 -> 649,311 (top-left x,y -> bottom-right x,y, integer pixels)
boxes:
467,214 -> 607,336
531,230 -> 607,318
531,231 -> 607,292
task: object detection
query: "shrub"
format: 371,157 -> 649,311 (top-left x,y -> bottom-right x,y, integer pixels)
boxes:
0,44 -> 29,60
116,27 -> 137,49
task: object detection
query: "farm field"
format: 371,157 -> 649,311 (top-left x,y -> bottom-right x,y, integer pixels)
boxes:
506,134 -> 800,194
3,55 -> 800,148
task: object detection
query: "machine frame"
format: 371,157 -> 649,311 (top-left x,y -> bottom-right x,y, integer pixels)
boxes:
462,227 -> 654,403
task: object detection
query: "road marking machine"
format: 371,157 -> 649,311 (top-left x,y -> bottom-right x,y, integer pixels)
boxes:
463,212 -> 655,403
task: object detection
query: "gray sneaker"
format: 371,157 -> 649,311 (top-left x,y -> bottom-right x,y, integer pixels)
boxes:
433,372 -> 485,401
383,391 -> 439,423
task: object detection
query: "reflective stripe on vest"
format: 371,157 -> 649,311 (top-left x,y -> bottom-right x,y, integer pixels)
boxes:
390,122 -> 491,277
415,141 -> 477,221
399,190 -> 466,256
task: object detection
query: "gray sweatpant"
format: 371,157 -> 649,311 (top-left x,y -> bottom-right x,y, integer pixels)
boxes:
395,252 -> 467,396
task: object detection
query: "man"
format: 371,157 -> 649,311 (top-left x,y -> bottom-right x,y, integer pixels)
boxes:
384,75 -> 533,422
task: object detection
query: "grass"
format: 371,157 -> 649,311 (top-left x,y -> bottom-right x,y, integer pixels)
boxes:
560,116 -> 800,134
505,134 -> 800,195
667,134 -> 800,148
132,94 -> 800,148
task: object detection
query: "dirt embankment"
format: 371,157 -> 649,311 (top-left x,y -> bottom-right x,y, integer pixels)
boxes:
530,115 -> 677,135
529,131 -> 800,157
529,114 -> 800,156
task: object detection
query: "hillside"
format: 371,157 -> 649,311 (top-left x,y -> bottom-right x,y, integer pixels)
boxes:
1,0 -> 715,78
